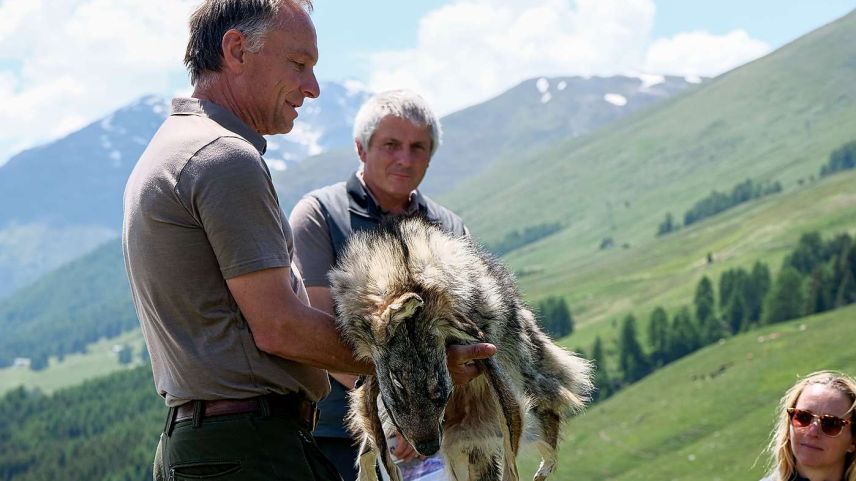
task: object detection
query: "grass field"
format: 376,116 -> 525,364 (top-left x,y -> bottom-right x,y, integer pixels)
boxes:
517,304 -> 856,481
530,168 -> 856,354
0,330 -> 145,395
437,12 -> 856,357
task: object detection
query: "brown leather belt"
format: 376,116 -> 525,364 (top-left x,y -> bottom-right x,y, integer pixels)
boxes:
175,393 -> 319,430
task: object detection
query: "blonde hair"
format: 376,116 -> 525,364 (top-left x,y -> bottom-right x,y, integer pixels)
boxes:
765,371 -> 856,481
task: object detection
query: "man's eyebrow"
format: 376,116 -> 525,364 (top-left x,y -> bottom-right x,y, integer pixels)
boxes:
291,48 -> 318,64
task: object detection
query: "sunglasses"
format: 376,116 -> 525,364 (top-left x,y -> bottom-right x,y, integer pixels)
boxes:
788,408 -> 852,437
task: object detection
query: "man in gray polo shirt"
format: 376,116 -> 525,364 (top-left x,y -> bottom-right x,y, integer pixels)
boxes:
123,2 -> 494,480
290,90 -> 466,481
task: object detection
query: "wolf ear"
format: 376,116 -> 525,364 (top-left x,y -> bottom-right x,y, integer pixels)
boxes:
378,292 -> 423,333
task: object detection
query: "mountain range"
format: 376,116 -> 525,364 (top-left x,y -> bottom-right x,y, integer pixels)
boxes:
0,75 -> 697,298
0,81 -> 373,298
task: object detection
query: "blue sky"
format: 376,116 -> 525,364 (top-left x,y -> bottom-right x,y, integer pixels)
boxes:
310,1 -> 855,84
0,0 -> 854,166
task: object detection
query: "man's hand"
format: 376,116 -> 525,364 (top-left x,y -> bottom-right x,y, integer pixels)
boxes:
446,343 -> 497,386
389,431 -> 420,463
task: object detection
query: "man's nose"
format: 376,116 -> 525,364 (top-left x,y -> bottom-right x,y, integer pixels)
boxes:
394,149 -> 415,165
302,71 -> 320,99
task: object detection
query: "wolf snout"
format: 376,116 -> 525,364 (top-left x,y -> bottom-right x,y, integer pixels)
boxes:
413,438 -> 441,456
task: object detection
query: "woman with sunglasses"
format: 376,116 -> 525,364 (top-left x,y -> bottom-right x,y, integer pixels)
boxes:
763,371 -> 856,481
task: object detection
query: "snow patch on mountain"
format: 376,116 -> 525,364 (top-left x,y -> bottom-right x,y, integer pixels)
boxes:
636,74 -> 665,90
604,93 -> 628,106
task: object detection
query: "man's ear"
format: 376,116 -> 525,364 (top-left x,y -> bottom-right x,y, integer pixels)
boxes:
221,29 -> 247,73
355,139 -> 367,163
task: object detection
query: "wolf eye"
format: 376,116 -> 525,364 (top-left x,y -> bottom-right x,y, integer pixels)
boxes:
390,373 -> 404,390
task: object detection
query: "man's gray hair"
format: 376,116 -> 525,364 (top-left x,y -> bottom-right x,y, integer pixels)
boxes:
353,90 -> 443,157
184,0 -> 313,87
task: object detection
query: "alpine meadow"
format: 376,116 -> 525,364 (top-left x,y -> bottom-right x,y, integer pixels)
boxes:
1,8 -> 856,481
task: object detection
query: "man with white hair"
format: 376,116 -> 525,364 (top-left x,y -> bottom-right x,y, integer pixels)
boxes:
290,90 -> 467,481
123,2 -> 493,478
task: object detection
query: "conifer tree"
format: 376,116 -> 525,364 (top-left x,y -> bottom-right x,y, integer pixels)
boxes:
834,267 -> 856,307
764,266 -> 806,323
667,306 -> 701,360
747,261 -> 771,323
536,296 -> 574,338
647,306 -> 669,366
786,232 -> 825,275
694,276 -> 719,341
618,314 -> 650,383
590,336 -> 612,401
803,265 -> 833,315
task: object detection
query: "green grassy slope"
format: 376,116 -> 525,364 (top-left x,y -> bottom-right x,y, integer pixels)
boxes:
526,168 -> 856,352
0,239 -> 136,369
2,302 -> 852,480
443,9 -> 856,273
0,331 -> 145,395
516,305 -> 856,481
433,11 -> 856,349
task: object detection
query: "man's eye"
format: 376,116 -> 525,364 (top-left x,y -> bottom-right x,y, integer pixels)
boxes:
292,61 -> 305,71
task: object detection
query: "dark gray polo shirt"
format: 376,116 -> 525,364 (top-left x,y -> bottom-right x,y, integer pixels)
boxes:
123,97 -> 329,406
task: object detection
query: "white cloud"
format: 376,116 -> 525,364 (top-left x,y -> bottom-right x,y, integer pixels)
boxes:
367,0 -> 770,115
643,30 -> 771,77
0,0 -> 775,165
0,0 -> 196,165
368,0 -> 656,114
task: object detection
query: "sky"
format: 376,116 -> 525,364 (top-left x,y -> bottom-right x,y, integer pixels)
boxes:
0,0 -> 854,166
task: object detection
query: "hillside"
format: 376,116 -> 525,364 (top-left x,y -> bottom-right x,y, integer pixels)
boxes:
0,239 -> 136,369
529,168 -> 856,353
1,304 -> 853,480
272,75 -> 698,211
446,10 -> 856,242
438,10 -> 856,323
519,304 -> 856,481
0,82 -> 370,298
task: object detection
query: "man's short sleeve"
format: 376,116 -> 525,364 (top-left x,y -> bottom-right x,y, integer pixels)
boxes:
289,196 -> 336,287
177,136 -> 290,279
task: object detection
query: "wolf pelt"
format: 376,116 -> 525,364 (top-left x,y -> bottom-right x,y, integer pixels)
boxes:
329,217 -> 593,481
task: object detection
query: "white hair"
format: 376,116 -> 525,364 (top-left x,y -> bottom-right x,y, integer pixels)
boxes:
352,90 -> 442,157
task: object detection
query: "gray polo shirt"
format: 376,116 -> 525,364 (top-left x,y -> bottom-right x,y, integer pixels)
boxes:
123,97 -> 329,406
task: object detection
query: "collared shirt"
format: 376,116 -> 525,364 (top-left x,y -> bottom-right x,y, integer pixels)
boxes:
355,170 -> 420,216
123,97 -> 328,406
289,171 -> 467,288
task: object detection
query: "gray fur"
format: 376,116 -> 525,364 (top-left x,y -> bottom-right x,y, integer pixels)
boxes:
329,217 -> 593,481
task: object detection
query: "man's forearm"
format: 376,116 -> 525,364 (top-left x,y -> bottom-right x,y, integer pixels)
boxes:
226,267 -> 372,375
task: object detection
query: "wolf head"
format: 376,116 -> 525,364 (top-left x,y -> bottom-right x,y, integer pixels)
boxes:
368,291 -> 453,455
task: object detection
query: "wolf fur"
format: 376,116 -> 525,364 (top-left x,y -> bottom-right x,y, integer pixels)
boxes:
329,217 -> 593,481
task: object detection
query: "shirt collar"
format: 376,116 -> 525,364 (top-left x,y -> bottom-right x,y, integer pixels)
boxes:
347,171 -> 426,218
354,170 -> 421,216
170,97 -> 267,155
